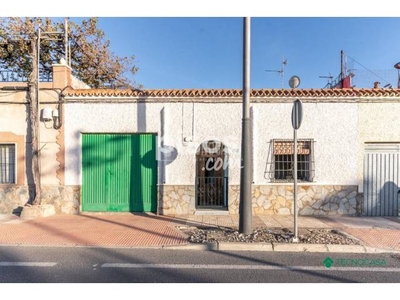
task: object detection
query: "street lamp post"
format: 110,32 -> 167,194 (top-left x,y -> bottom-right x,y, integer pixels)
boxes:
239,17 -> 252,234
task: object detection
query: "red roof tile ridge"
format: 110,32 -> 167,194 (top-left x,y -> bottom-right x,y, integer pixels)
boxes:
63,88 -> 400,98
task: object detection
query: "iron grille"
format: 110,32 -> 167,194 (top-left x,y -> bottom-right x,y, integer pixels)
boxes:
266,139 -> 315,182
196,177 -> 227,207
0,69 -> 53,82
0,144 -> 16,184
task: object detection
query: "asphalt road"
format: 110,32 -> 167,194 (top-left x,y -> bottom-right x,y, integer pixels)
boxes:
0,246 -> 400,283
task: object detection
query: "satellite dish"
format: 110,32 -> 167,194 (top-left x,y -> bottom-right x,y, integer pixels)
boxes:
289,76 -> 301,89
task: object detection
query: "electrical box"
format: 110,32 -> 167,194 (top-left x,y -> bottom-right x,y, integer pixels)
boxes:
42,107 -> 52,122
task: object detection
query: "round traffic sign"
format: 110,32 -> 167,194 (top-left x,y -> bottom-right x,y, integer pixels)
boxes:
291,99 -> 303,130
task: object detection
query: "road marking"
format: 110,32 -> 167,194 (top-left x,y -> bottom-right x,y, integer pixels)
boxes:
101,263 -> 400,272
0,262 -> 57,267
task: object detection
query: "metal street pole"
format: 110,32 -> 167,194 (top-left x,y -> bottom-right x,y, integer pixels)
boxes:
293,127 -> 298,242
290,97 -> 302,243
239,17 -> 252,234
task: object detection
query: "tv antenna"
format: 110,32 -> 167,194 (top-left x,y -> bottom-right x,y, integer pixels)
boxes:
319,74 -> 333,88
266,57 -> 288,88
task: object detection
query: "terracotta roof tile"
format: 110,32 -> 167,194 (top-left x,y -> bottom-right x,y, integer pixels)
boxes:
62,88 -> 400,98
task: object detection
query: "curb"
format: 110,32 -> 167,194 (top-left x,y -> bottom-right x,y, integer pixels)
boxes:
164,242 -> 400,254
1,242 -> 400,253
164,243 -> 218,251
218,242 -> 273,251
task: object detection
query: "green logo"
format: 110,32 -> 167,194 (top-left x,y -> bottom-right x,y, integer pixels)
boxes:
323,257 -> 333,268
322,257 -> 387,268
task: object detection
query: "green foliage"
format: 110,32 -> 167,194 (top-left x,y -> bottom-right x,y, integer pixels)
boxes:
0,17 -> 138,88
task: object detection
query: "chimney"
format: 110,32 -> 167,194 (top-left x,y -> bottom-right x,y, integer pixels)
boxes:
373,81 -> 380,89
52,58 -> 72,89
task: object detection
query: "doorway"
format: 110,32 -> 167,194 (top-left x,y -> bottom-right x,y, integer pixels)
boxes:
195,140 -> 228,209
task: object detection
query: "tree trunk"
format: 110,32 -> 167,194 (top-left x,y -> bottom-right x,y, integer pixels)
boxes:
29,35 -> 42,205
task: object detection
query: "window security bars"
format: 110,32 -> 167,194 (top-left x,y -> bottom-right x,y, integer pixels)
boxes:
267,139 -> 315,182
0,144 -> 16,184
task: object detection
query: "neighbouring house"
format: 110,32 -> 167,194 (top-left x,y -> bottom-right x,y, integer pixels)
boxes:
0,62 -> 89,216
1,64 -> 399,217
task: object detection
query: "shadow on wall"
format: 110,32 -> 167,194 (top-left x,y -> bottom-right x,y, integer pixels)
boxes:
65,100 -> 153,185
263,141 -> 273,180
158,107 -> 178,214
65,96 -> 151,187
366,181 -> 400,217
64,103 -> 178,214
66,123 -> 137,186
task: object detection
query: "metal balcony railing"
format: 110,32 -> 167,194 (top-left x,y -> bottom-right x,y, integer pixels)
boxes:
0,69 -> 53,82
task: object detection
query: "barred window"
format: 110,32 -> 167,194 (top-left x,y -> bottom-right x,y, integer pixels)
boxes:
0,144 -> 16,184
267,139 -> 315,182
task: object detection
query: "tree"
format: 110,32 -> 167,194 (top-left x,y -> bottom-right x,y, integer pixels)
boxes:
0,17 -> 138,88
0,18 -> 43,205
0,18 -> 138,206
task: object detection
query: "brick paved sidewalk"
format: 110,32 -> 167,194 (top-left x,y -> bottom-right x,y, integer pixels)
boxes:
0,214 -> 336,248
0,213 -> 399,251
0,213 -> 187,247
321,216 -> 400,251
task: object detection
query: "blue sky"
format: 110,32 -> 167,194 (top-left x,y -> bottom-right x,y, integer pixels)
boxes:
90,17 -> 400,89
4,1 -> 400,90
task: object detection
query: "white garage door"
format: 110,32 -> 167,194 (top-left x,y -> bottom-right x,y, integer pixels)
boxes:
363,143 -> 400,216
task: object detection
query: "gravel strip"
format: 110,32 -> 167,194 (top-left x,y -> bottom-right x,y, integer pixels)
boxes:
180,227 -> 362,245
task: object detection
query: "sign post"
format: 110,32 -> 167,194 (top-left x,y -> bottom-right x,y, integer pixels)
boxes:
291,98 -> 303,243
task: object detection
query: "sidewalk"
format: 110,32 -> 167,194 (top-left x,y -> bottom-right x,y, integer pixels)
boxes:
318,216 -> 400,252
0,213 -> 399,252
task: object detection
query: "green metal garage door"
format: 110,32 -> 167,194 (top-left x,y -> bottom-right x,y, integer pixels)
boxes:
82,133 -> 157,212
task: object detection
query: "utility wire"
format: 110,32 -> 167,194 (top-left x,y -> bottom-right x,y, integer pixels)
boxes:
347,55 -> 391,85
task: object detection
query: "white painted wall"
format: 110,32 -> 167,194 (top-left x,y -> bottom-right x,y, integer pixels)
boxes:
357,102 -> 400,191
0,104 -> 27,136
64,100 -> 360,186
0,91 -> 60,185
253,102 -> 359,185
65,102 -> 242,185
38,102 -> 60,185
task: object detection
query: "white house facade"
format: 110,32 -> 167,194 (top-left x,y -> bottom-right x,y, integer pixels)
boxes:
1,62 -> 399,217
57,88 -> 400,217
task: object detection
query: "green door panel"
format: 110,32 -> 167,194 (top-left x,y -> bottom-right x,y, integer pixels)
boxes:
82,134 -> 108,212
82,133 -> 157,212
130,134 -> 158,212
